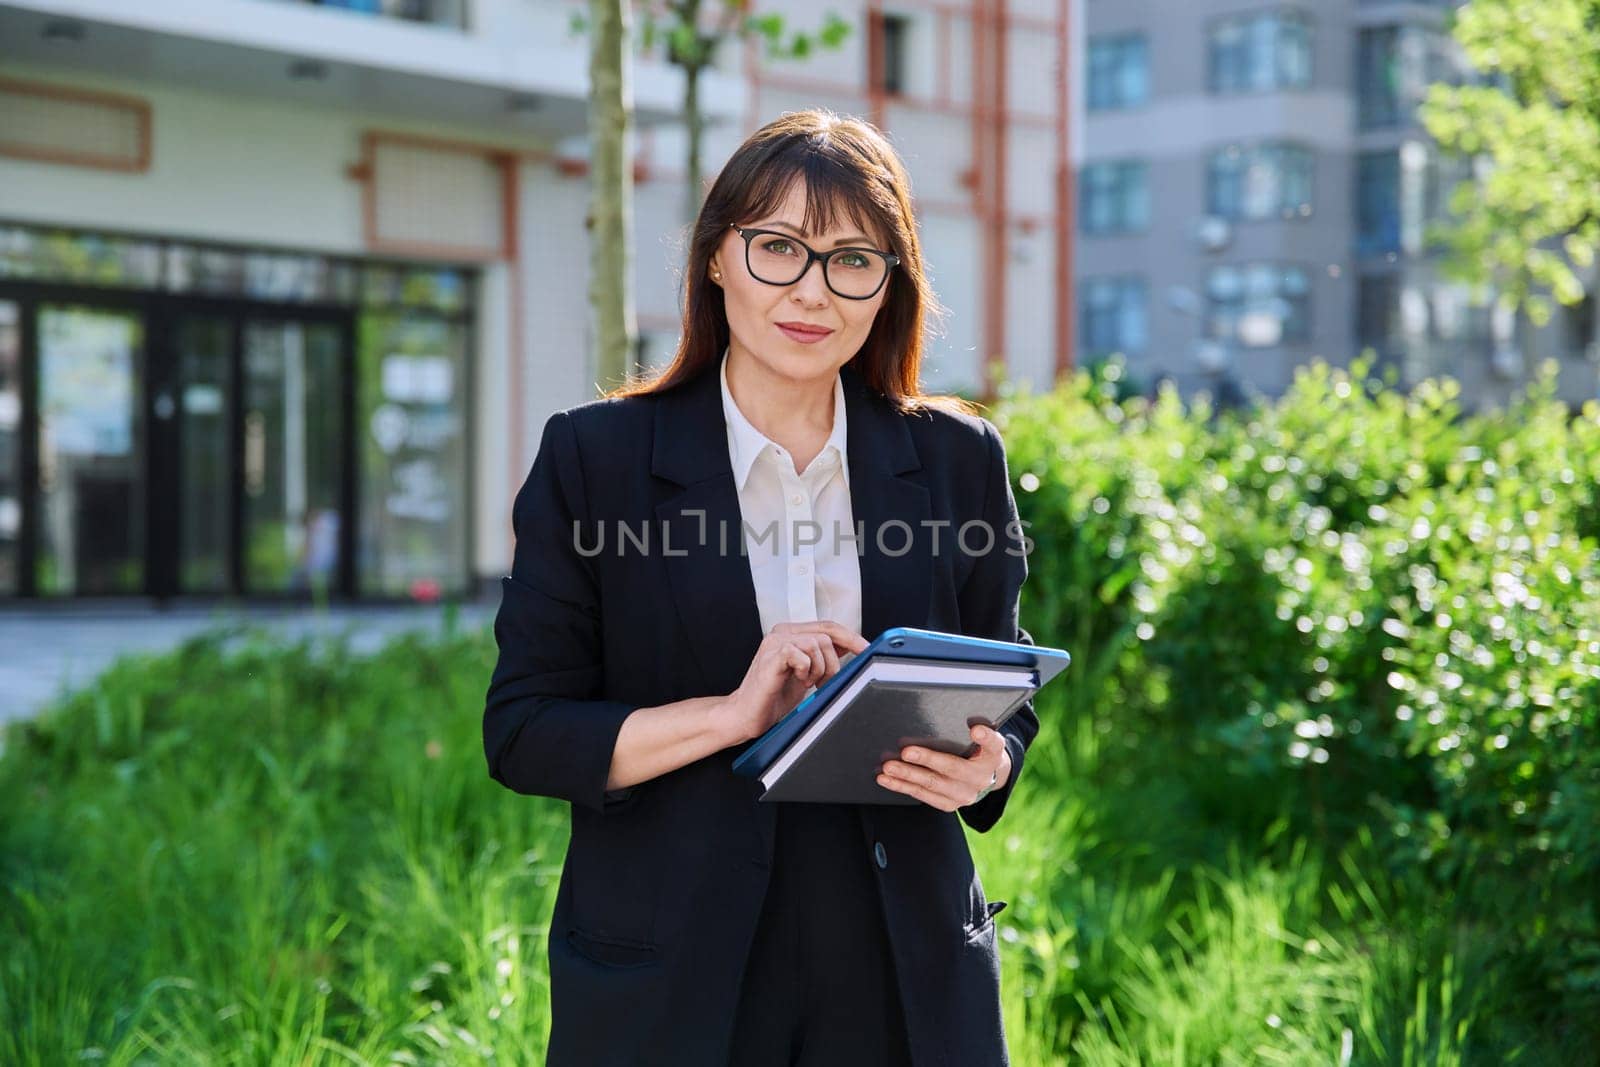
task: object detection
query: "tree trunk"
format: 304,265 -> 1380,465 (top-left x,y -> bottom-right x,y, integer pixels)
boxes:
588,0 -> 637,391
685,61 -> 705,223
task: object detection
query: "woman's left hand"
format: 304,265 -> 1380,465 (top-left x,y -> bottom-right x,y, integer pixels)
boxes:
876,725 -> 1012,812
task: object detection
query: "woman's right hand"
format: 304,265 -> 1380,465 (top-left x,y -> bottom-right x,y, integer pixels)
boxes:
719,621 -> 869,745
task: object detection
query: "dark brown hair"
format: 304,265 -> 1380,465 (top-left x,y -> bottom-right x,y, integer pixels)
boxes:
603,109 -> 978,417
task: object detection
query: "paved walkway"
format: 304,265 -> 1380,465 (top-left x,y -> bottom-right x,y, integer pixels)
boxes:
0,599 -> 499,724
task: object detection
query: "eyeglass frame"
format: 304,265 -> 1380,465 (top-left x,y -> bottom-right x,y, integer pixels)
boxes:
728,223 -> 901,301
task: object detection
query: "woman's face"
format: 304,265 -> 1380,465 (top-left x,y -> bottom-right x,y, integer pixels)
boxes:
709,178 -> 892,387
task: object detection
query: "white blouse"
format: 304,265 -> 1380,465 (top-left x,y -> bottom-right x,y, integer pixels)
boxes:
719,349 -> 864,641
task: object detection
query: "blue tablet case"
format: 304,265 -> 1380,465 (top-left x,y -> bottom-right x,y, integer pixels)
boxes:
730,626 -> 1071,798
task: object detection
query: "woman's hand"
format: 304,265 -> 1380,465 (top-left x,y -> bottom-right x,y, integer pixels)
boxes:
719,620 -> 869,745
876,725 -> 1012,811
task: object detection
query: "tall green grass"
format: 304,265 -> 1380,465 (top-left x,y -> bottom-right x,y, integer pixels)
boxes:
2,608 -> 1582,1063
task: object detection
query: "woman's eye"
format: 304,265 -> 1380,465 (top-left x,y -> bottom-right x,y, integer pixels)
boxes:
760,238 -> 796,255
836,252 -> 870,270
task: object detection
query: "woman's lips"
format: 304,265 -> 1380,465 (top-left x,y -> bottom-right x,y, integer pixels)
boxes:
776,322 -> 834,344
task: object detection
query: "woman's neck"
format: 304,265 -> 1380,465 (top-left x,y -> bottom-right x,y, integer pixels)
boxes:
724,347 -> 838,463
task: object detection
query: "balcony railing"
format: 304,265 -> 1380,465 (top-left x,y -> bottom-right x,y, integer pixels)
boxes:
279,0 -> 467,31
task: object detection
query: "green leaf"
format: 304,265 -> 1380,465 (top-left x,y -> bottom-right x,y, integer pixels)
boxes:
819,12 -> 853,48
745,12 -> 784,43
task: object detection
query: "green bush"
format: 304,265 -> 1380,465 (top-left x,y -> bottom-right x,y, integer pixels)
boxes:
996,357 -> 1600,1020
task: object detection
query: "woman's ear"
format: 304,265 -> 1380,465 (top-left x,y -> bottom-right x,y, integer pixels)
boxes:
708,256 -> 724,287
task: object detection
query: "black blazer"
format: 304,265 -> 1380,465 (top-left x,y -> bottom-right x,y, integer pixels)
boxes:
484,359 -> 1038,1067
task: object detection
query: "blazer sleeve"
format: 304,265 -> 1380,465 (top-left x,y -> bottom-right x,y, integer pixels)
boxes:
956,417 -> 1038,834
483,409 -> 640,814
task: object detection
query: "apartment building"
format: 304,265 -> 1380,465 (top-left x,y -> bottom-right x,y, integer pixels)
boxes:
1076,0 -> 1600,407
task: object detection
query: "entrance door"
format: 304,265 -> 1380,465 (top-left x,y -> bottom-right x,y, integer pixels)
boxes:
0,285 -> 354,601
159,307 -> 353,599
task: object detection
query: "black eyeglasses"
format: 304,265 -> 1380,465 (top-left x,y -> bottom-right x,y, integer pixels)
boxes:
730,224 -> 900,300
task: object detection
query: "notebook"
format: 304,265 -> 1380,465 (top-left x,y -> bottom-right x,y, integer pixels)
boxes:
731,626 -> 1071,805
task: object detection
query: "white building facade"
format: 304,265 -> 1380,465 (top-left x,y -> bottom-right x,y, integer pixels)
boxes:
0,0 -> 1072,602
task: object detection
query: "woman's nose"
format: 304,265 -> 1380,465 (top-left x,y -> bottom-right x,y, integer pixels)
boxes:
791,259 -> 830,304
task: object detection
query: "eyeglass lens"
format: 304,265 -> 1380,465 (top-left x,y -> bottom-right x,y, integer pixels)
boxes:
745,233 -> 890,299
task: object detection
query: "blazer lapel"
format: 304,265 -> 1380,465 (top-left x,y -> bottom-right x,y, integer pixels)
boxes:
841,362 -> 932,645
651,358 -> 932,698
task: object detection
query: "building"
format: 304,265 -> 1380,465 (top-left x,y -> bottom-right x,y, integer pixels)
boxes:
0,0 -> 1075,604
1075,0 -> 1600,407
0,0 -> 747,602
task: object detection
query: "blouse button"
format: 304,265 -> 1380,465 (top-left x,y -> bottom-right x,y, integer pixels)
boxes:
791,493 -> 803,505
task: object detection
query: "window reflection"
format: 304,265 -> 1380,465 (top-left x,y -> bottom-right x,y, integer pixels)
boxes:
1209,11 -> 1312,94
1207,264 -> 1311,347
1208,143 -> 1314,221
357,313 -> 469,598
242,321 -> 345,595
1081,277 -> 1149,356
0,227 -> 162,288
1081,161 -> 1150,235
36,306 -> 146,594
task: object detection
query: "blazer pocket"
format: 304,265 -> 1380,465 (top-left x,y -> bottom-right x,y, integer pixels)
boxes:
566,926 -> 661,968
965,899 -> 1008,941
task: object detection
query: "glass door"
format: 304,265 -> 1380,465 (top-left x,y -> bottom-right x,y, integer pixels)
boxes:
35,303 -> 146,596
240,317 -> 349,596
159,308 -> 352,600
169,315 -> 234,594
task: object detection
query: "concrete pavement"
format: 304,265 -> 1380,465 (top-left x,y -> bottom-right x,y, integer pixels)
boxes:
0,599 -> 499,725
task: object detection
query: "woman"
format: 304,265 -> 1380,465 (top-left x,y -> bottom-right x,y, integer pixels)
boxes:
484,109 -> 1037,1067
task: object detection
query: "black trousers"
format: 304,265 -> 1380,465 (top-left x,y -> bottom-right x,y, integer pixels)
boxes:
727,801 -> 915,1067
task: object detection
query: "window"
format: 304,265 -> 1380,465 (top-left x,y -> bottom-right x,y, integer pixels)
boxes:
1356,273 -> 1400,348
1080,277 -> 1148,355
1357,27 -> 1403,129
1356,150 -> 1401,257
1207,142 -> 1314,220
1206,263 -> 1311,346
314,0 -> 467,29
1358,24 -> 1466,129
1080,161 -> 1149,235
869,12 -> 912,96
1209,11 -> 1312,93
1358,143 -> 1463,260
1566,293 -> 1596,355
1088,34 -> 1149,110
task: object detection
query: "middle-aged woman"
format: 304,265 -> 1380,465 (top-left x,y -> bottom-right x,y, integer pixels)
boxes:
484,109 -> 1038,1067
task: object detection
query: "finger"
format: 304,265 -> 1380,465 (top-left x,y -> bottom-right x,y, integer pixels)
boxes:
880,759 -> 975,809
896,743 -> 978,782
800,637 -> 826,684
787,620 -> 869,654
969,723 -> 1004,754
814,633 -> 841,680
777,643 -> 811,678
777,638 -> 821,687
875,767 -> 959,812
816,620 -> 871,653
